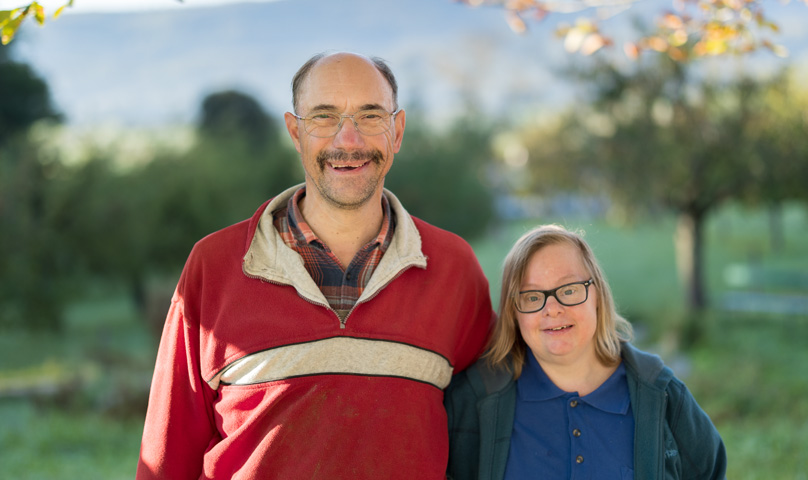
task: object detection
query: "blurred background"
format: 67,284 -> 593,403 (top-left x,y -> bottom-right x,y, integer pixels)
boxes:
1,0 -> 806,478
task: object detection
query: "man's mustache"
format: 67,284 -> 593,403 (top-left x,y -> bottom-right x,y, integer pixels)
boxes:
317,149 -> 384,167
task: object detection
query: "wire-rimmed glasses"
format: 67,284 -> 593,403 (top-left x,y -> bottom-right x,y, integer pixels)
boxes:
292,108 -> 400,138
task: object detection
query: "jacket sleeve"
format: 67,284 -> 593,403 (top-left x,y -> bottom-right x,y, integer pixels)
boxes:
136,286 -> 218,480
666,379 -> 728,480
444,368 -> 481,480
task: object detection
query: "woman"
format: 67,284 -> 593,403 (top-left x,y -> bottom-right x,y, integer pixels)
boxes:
445,224 -> 726,480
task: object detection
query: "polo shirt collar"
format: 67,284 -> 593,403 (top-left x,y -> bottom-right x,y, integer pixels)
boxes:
582,362 -> 630,415
518,350 -> 631,415
517,350 -> 567,402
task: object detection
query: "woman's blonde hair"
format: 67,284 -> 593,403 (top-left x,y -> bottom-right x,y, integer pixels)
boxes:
485,224 -> 633,378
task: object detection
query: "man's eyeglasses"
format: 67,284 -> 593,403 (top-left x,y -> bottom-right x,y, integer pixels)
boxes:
293,108 -> 400,138
515,279 -> 594,313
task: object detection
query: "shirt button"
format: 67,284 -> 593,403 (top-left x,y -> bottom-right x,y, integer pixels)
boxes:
573,428 -> 581,437
570,400 -> 578,407
576,455 -> 584,464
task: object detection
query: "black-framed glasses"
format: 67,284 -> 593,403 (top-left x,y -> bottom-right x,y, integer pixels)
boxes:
515,279 -> 594,313
292,108 -> 400,138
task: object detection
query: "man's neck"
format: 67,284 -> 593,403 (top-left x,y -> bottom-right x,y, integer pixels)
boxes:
299,191 -> 385,269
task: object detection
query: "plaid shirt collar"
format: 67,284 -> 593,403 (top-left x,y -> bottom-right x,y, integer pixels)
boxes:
284,186 -> 394,254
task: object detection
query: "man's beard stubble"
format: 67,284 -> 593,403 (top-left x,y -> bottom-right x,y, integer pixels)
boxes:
311,148 -> 387,210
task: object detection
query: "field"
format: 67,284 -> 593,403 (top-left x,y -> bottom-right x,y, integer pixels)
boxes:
1,203 -> 806,479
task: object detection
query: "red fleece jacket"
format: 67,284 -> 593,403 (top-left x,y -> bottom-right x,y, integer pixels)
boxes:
137,189 -> 494,480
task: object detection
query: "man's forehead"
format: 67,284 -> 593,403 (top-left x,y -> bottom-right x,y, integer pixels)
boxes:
309,53 -> 378,78
298,55 -> 394,109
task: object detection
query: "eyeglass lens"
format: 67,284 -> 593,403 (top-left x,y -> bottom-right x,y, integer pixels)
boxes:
516,281 -> 589,313
303,109 -> 393,137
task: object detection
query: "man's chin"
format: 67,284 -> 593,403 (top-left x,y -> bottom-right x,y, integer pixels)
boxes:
313,181 -> 381,211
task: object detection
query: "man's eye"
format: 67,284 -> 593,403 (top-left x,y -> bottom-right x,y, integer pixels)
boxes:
358,110 -> 385,120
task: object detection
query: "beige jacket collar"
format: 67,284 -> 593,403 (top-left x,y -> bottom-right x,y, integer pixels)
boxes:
242,184 -> 428,308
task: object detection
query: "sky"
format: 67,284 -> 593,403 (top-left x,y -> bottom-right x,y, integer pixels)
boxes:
4,0 -> 276,12
11,0 -> 575,127
7,0 -> 808,129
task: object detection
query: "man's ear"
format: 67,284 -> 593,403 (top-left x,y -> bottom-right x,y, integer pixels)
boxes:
284,112 -> 303,153
392,109 -> 406,153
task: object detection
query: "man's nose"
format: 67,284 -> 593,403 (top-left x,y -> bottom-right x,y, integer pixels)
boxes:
332,117 -> 365,148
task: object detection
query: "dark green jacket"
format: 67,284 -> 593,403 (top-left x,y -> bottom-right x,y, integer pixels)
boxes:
445,343 -> 727,479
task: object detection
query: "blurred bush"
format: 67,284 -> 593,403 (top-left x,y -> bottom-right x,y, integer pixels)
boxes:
386,108 -> 496,241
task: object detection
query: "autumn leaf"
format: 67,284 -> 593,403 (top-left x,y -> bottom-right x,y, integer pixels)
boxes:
0,10 -> 14,28
464,0 -> 805,62
1,9 -> 25,45
33,2 -> 45,25
580,33 -> 609,56
505,10 -> 527,34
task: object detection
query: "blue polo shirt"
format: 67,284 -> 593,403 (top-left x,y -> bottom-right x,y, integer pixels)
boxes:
503,350 -> 635,480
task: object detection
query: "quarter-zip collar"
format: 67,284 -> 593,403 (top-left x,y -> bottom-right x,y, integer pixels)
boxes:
242,183 -> 428,308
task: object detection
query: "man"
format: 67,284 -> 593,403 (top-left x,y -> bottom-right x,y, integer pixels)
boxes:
136,52 -> 494,479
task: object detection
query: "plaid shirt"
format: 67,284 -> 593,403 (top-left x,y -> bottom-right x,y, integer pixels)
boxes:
272,187 -> 395,320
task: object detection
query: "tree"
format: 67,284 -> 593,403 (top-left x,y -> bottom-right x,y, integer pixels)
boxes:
0,40 -> 66,329
0,1 -> 69,44
460,0 -> 805,60
561,55 -> 764,322
86,89 -> 298,315
199,89 -> 278,150
736,70 -> 808,251
0,43 -> 59,145
1,85 -> 300,331
495,112 -> 593,199
385,108 -> 497,241
0,137 -> 76,329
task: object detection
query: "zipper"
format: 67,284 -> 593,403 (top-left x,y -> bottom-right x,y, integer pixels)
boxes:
242,269 -> 340,320
339,261 -> 421,328
244,258 -> 425,330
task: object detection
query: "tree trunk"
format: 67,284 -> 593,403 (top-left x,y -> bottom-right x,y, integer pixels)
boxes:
674,209 -> 707,312
130,274 -> 146,316
674,208 -> 709,348
768,202 -> 785,253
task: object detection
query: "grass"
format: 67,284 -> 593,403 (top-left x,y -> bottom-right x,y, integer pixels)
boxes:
0,287 -> 155,479
687,313 -> 808,479
0,202 -> 805,478
0,400 -> 144,480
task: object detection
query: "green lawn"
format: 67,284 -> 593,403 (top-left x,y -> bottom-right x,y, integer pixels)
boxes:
0,289 -> 154,479
0,400 -> 144,480
1,202 -> 806,479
